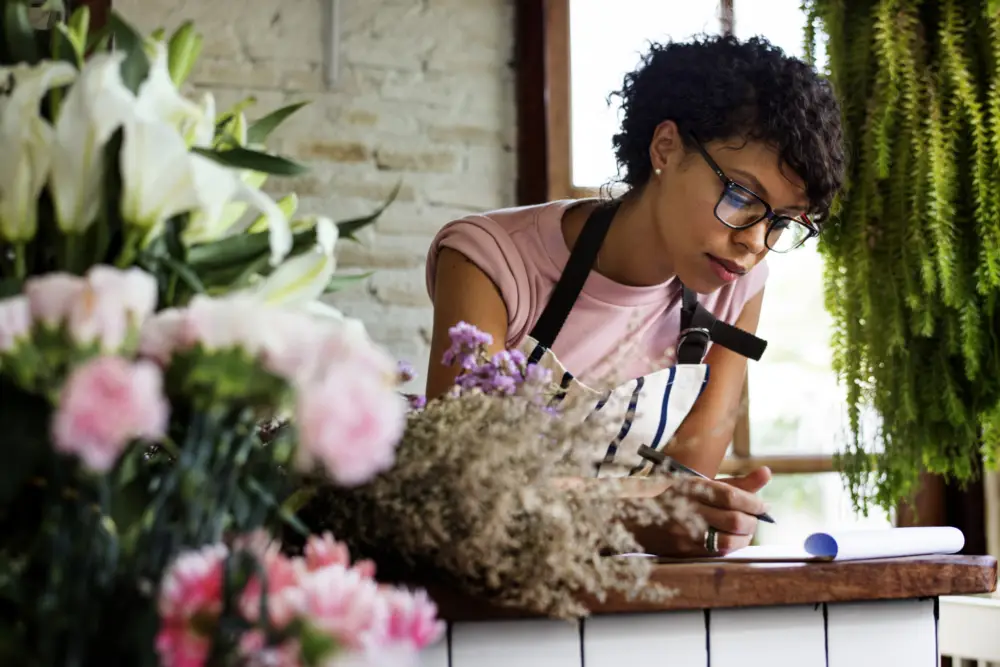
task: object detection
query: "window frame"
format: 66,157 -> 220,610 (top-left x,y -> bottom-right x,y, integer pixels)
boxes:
513,0 -> 831,475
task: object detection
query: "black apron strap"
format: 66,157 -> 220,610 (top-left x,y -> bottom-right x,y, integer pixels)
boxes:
528,201 -> 619,350
677,285 -> 768,363
528,199 -> 767,365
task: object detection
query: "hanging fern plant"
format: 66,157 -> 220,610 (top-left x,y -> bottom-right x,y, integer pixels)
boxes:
804,0 -> 1000,514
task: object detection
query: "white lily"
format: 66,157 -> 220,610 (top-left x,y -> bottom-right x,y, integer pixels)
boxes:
0,61 -> 77,243
119,114 -> 201,236
135,42 -> 206,145
50,53 -> 137,233
187,154 -> 292,264
252,217 -> 338,307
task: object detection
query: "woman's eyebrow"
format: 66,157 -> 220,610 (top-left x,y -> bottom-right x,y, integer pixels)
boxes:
728,168 -> 770,200
729,167 -> 810,213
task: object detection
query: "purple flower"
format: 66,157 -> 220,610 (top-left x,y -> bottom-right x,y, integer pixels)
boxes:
397,360 -> 416,384
407,394 -> 427,410
442,321 -> 493,370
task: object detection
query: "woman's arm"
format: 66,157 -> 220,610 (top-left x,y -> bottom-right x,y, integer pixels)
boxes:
425,247 -> 511,400
664,287 -> 766,477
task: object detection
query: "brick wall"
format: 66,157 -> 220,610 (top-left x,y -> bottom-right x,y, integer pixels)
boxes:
116,0 -> 517,388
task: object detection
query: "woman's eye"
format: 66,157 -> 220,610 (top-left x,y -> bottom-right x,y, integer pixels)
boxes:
723,187 -> 758,208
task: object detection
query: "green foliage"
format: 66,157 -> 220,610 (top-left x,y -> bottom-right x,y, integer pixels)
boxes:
805,0 -> 1000,514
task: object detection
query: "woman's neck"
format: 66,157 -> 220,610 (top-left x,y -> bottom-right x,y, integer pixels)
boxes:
561,193 -> 676,287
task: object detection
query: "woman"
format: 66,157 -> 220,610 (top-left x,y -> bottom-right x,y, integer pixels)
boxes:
424,36 -> 846,556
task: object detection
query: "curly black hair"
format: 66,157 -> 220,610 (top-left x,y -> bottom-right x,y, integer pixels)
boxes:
610,34 -> 846,221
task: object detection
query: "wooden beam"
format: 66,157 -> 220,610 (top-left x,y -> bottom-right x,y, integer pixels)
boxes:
513,0 -> 549,205
720,454 -> 835,476
513,0 -> 572,205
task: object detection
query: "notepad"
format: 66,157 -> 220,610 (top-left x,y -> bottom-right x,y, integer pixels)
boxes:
719,526 -> 966,562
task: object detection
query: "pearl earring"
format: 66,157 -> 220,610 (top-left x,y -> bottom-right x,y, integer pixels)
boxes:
654,168 -> 662,176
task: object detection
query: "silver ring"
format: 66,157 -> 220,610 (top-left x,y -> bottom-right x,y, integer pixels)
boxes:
703,526 -> 719,554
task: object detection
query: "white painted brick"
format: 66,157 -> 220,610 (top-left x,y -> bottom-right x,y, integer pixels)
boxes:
336,234 -> 430,271
370,268 -> 434,308
117,0 -> 516,366
375,202 -> 482,236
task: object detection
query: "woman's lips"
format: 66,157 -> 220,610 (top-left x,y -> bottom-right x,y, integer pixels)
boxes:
706,254 -> 748,282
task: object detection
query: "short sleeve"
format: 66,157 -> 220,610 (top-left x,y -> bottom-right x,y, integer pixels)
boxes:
425,215 -> 533,342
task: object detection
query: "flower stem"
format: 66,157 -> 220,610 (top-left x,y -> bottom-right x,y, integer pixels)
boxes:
115,230 -> 139,268
13,242 -> 26,279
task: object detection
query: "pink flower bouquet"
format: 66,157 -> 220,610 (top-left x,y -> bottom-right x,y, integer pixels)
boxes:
0,9 -> 428,667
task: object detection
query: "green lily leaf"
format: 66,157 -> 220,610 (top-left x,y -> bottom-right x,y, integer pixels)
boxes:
108,12 -> 150,93
86,23 -> 111,54
192,146 -> 308,176
246,101 -> 309,146
336,180 -> 401,241
3,0 -> 39,64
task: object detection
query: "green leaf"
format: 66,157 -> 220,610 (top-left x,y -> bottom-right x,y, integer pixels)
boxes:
85,23 -> 110,54
187,231 -> 271,270
245,477 -> 308,537
52,25 -> 80,68
336,181 -> 401,240
166,20 -> 203,87
161,255 -> 206,295
108,12 -> 150,93
191,146 -> 308,176
3,0 -> 39,64
324,271 -> 373,293
246,101 -> 309,146
215,96 -> 257,130
54,6 -> 89,66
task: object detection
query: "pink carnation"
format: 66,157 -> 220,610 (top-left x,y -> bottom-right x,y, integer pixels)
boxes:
382,588 -> 445,650
237,540 -> 305,630
297,565 -> 388,651
294,360 -> 406,486
156,544 -> 228,667
0,296 -> 30,353
24,266 -> 157,352
51,356 -> 169,472
305,532 -> 376,578
24,272 -> 84,327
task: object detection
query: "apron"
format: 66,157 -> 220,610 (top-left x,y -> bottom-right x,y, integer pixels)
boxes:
519,201 -> 768,478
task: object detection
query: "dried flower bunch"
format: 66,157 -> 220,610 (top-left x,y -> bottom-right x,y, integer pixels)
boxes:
302,323 -> 704,620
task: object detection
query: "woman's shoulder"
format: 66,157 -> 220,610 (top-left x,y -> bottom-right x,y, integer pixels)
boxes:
433,199 -> 581,242
425,199 -> 588,343
425,199 -> 583,289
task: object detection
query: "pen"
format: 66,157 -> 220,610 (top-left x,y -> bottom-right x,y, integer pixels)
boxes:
636,444 -> 776,524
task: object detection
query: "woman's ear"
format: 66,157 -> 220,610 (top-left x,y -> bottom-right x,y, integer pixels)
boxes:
648,120 -> 684,174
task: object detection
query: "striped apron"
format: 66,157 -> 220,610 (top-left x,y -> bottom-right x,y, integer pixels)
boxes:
519,200 -> 767,477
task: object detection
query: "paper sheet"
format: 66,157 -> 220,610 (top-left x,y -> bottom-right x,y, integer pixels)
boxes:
617,526 -> 966,563
721,526 -> 966,562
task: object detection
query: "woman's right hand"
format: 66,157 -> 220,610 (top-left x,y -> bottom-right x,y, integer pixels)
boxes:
627,466 -> 773,557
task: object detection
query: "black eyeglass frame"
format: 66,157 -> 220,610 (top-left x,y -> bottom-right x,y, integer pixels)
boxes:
686,133 -> 819,253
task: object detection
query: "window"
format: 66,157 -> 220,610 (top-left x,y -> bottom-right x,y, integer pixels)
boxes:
521,0 -> 892,537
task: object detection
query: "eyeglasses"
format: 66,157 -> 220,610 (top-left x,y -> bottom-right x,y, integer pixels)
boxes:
688,134 -> 818,253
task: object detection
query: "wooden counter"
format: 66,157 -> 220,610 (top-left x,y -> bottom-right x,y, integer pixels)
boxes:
416,555 -> 997,667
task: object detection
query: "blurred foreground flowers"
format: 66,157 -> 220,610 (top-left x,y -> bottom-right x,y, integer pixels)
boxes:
0,5 -> 433,666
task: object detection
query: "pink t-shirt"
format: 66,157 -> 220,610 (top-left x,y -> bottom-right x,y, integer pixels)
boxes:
425,199 -> 769,384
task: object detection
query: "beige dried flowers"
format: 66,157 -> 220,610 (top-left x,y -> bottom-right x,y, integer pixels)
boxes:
296,322 -> 708,619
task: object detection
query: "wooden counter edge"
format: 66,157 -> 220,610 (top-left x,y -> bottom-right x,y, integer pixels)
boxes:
407,554 -> 997,623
